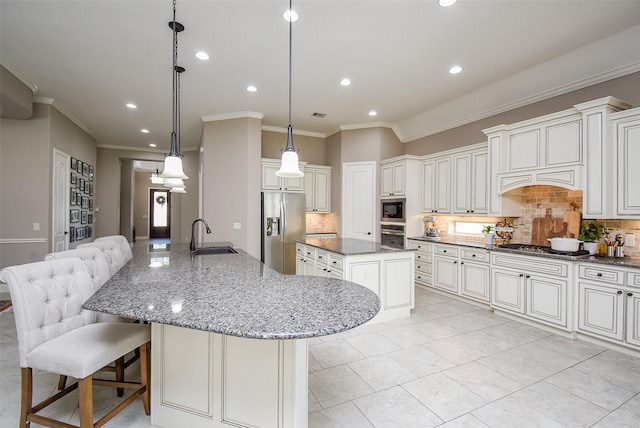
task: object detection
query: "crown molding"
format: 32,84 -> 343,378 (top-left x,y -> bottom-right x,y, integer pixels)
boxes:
201,111 -> 264,122
0,56 -> 38,94
97,144 -> 200,153
33,96 -> 96,140
334,121 -> 404,141
261,125 -> 325,138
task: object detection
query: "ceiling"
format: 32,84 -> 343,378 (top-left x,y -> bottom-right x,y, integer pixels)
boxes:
2,1 -> 640,153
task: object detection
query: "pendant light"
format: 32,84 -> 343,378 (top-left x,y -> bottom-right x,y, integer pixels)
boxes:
275,0 -> 303,178
160,0 -> 189,182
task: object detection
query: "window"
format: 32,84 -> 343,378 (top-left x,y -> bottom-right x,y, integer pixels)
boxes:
451,221 -> 493,235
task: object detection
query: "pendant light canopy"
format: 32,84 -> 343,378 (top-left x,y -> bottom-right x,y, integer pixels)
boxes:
276,0 -> 303,178
160,0 -> 189,184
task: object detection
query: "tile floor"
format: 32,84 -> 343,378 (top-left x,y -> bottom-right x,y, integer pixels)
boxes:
2,287 -> 640,427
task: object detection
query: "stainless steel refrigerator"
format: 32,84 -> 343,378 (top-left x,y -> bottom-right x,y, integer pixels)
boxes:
261,191 -> 306,274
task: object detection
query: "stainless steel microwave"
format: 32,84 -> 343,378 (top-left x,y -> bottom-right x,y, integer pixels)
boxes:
381,198 -> 405,222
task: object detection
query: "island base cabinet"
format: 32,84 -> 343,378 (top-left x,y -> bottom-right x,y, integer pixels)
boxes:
152,323 -> 308,428
628,293 -> 640,347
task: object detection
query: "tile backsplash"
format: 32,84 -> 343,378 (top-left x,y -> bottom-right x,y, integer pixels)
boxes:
306,212 -> 337,234
436,185 -> 640,258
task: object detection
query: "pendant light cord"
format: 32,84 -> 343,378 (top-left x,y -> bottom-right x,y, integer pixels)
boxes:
288,0 -> 292,128
168,0 -> 179,157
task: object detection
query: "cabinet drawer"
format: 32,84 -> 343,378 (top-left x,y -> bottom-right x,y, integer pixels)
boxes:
415,272 -> 432,284
461,248 -> 489,263
315,250 -> 328,265
296,244 -> 305,256
414,251 -> 431,264
328,254 -> 344,270
415,262 -> 432,275
434,245 -> 458,258
627,272 -> 640,288
491,253 -> 569,277
579,264 -> 625,286
305,247 -> 316,259
407,240 -> 433,253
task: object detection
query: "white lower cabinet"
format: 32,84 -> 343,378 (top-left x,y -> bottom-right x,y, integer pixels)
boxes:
460,260 -> 490,302
407,239 -> 433,287
295,242 -> 414,322
491,253 -> 569,330
577,263 -> 640,349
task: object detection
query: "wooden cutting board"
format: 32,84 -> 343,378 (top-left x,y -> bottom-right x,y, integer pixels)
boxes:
563,204 -> 582,239
532,208 -> 563,246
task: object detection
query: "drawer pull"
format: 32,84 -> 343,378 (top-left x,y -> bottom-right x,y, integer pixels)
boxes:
443,250 -> 447,253
597,273 -> 603,277
472,254 -> 476,257
519,274 -> 524,277
628,292 -> 634,297
617,290 -> 623,295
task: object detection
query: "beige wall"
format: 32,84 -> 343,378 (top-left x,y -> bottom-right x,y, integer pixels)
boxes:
261,130 -> 326,165
404,71 -> 640,156
200,117 -> 262,258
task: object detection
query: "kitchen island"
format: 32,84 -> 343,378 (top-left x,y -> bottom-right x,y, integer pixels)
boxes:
295,238 -> 415,322
83,242 -> 379,428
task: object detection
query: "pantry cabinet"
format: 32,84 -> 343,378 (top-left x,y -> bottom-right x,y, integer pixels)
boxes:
304,165 -> 331,212
261,158 -> 305,192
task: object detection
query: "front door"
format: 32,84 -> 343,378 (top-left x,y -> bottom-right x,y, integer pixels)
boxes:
150,189 -> 171,239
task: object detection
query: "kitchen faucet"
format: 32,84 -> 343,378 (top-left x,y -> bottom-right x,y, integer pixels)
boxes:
190,218 -> 212,252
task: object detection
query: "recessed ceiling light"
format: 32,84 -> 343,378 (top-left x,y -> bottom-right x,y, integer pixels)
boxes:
247,85 -> 257,92
449,65 -> 462,74
368,110 -> 378,117
141,128 -> 150,133
149,143 -> 157,148
126,103 -> 137,109
340,78 -> 351,86
283,9 -> 299,22
195,51 -> 210,60
438,0 -> 458,7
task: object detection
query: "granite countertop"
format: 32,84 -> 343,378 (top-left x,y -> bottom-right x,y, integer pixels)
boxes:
299,237 -> 415,256
407,236 -> 640,268
83,243 -> 380,339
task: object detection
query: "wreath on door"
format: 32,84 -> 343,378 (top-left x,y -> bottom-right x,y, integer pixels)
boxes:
155,195 -> 167,206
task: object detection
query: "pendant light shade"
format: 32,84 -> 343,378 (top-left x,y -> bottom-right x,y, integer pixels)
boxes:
163,177 -> 185,189
275,0 -> 303,178
170,186 -> 187,194
161,0 -> 189,185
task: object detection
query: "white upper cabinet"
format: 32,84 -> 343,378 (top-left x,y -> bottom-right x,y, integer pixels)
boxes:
613,108 -> 640,216
380,160 -> 406,197
304,165 -> 331,212
452,148 -> 488,215
261,158 -> 305,192
422,156 -> 451,214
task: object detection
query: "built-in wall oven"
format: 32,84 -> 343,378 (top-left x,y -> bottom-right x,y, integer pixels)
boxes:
380,223 -> 405,249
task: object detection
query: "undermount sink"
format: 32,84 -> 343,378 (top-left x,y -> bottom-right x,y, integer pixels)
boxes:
192,246 -> 237,255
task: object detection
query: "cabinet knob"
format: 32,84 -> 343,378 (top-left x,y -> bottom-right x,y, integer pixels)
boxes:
332,261 -> 337,264
443,250 -> 447,253
519,274 -> 524,277
597,273 -> 603,277
460,262 -> 464,265
617,290 -> 623,295
472,254 -> 476,257
454,261 -> 458,264
471,210 -> 474,213
367,232 -> 371,235
525,275 -> 531,279
628,292 -> 634,297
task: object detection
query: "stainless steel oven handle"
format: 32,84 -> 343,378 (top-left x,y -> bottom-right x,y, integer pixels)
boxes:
380,230 -> 405,236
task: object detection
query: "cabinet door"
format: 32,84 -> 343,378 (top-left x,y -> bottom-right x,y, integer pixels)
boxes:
546,120 -> 582,167
471,151 -> 488,214
303,259 -> 316,276
391,162 -> 405,196
434,157 -> 451,213
421,160 -> 436,213
617,118 -> 640,215
295,256 -> 305,275
304,171 -> 315,211
578,282 -> 624,341
314,169 -> 331,212
381,164 -> 393,197
526,274 -> 567,327
433,256 -> 458,293
626,291 -> 640,347
262,162 -> 282,190
452,154 -> 471,214
283,174 -> 304,192
460,262 -> 489,302
491,268 -> 525,314
384,258 -> 413,309
508,128 -> 541,170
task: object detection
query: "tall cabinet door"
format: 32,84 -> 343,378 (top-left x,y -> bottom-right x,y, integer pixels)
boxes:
617,117 -> 640,215
343,162 -> 375,241
626,292 -> 640,347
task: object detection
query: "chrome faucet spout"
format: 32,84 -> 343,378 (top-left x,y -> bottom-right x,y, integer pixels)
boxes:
190,218 -> 212,252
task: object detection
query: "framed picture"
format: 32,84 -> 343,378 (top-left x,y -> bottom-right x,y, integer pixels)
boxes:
71,157 -> 77,170
88,199 -> 93,210
70,173 -> 77,185
77,160 -> 83,174
70,209 -> 80,223
82,163 -> 89,177
76,192 -> 82,206
89,184 -> 93,196
85,226 -> 92,238
76,227 -> 85,240
70,188 -> 76,206
79,179 -> 85,191
81,197 -> 89,209
87,214 -> 93,224
81,211 -> 88,224
89,165 -> 94,182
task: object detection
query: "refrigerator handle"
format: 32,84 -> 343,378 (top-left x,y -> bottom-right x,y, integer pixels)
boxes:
280,199 -> 286,242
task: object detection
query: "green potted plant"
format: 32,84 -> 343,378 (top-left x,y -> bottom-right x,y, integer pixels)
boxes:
481,225 -> 495,246
579,222 -> 606,255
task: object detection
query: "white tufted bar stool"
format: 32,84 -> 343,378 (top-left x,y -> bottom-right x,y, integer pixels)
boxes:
1,258 -> 151,428
45,247 -> 137,396
77,240 -> 126,276
95,235 -> 133,262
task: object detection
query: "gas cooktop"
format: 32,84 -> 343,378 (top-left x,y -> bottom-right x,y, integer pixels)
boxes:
498,244 -> 591,258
